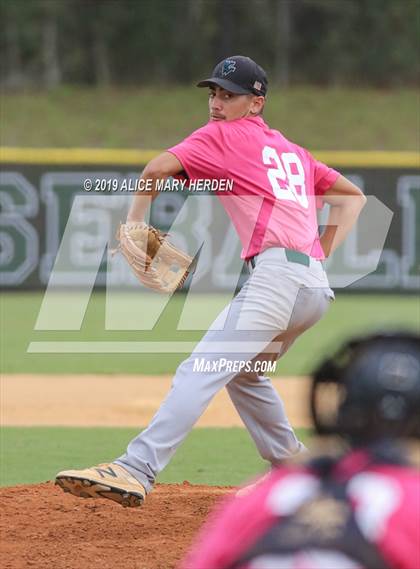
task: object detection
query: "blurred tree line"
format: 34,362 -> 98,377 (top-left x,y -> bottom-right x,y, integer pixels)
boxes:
1,0 -> 418,90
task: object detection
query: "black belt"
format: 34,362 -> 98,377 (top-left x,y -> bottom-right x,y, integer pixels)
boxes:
248,249 -> 311,269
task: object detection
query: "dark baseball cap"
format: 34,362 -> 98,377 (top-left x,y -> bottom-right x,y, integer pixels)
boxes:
197,55 -> 268,97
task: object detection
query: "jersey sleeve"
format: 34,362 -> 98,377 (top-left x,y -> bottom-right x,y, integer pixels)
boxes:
168,122 -> 226,181
377,468 -> 420,569
311,155 -> 341,196
179,472 -> 285,569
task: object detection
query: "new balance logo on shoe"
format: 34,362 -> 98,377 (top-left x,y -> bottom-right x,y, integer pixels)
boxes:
95,466 -> 118,478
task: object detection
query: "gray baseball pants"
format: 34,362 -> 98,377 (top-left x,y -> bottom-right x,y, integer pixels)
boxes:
115,247 -> 334,492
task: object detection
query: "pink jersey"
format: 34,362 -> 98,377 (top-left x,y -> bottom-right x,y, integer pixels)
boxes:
168,116 -> 340,260
180,449 -> 420,569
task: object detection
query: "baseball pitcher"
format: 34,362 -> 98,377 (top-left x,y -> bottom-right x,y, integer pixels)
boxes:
56,55 -> 366,508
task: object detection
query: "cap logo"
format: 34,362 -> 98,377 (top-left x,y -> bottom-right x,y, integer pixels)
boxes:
253,81 -> 262,91
221,59 -> 236,77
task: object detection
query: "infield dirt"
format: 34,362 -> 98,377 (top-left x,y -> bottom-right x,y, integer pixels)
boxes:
2,374 -> 309,568
0,481 -> 231,569
2,374 -> 310,427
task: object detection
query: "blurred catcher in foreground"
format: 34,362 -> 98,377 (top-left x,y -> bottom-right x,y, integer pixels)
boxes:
181,332 -> 420,569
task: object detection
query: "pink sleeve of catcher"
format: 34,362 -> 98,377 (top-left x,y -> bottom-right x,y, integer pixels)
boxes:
179,472 -> 284,569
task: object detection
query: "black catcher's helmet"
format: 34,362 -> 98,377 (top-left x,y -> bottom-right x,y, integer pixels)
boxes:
310,332 -> 420,442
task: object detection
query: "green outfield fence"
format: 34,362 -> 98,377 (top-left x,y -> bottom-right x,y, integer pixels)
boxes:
0,148 -> 419,291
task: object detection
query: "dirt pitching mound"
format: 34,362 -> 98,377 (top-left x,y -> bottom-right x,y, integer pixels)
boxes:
0,482 -> 232,569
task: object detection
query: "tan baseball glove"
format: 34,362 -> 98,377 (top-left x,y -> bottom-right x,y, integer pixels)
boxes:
116,222 -> 194,293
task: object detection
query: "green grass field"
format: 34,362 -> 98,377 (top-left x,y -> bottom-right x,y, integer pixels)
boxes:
1,86 -> 418,150
1,292 -> 418,376
1,427 -> 309,488
1,292 -> 418,487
